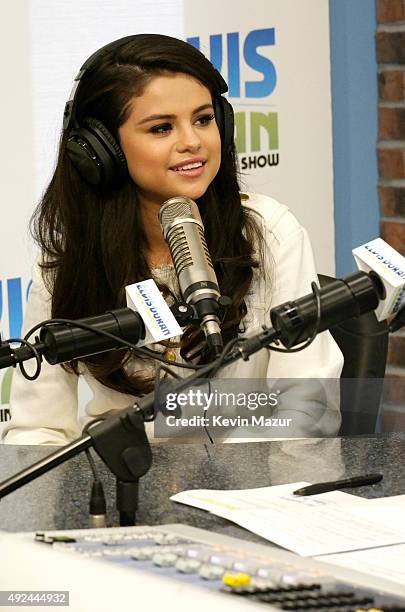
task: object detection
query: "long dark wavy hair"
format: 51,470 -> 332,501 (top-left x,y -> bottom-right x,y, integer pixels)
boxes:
32,34 -> 263,396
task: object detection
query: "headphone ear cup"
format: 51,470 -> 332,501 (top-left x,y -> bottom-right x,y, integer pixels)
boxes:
214,96 -> 235,156
66,117 -> 127,187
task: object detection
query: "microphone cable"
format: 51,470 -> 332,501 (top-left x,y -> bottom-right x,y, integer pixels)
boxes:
81,421 -> 107,528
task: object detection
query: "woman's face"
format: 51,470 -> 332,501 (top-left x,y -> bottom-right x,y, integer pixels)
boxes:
118,72 -> 222,209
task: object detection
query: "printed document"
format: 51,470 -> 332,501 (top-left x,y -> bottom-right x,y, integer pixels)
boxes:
171,483 -> 405,557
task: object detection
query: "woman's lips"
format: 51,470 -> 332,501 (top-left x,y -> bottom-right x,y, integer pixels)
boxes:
171,166 -> 205,177
170,161 -> 206,177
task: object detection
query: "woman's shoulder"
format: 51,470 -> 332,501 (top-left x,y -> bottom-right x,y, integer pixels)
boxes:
241,192 -> 304,244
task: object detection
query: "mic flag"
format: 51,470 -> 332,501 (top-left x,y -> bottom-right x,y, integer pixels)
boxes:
126,279 -> 182,346
352,238 -> 405,321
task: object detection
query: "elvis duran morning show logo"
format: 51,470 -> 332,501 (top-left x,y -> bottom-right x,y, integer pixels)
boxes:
0,276 -> 31,421
187,28 -> 279,170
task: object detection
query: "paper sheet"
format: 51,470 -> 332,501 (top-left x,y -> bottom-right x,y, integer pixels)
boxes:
344,494 -> 405,533
171,483 -> 405,557
368,494 -> 405,508
318,544 -> 405,586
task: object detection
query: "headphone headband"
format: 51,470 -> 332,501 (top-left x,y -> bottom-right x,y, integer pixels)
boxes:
64,36 -> 141,132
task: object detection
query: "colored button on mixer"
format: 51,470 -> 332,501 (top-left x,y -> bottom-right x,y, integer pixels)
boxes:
223,573 -> 252,588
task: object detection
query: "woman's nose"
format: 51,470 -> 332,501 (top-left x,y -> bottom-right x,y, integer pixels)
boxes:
176,125 -> 201,153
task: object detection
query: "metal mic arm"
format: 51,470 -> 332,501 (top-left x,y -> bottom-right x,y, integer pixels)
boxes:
0,405 -> 152,501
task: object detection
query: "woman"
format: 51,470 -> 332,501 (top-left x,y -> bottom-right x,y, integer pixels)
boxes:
3,34 -> 343,445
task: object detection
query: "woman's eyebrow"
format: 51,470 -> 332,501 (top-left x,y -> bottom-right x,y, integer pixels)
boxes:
137,103 -> 214,125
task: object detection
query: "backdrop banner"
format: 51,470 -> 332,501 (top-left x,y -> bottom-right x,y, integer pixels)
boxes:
185,0 -> 335,273
0,0 -> 184,434
0,0 -> 335,436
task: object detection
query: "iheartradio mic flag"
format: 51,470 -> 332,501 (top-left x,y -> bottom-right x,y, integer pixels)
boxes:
353,238 -> 405,321
126,279 -> 182,347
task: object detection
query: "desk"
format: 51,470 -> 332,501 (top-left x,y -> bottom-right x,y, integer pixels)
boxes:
1,435 -> 405,612
0,434 -> 404,536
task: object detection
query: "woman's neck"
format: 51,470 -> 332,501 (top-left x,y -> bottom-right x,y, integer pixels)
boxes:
139,199 -> 172,268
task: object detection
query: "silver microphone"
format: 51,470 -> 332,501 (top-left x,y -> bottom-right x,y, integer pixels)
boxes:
159,196 -> 224,356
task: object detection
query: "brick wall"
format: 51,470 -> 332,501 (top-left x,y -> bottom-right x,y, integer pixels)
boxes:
376,0 -> 405,425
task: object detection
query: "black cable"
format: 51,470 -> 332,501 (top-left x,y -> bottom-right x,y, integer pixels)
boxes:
154,362 -> 181,383
84,447 -> 107,526
208,336 -> 241,378
7,338 -> 42,380
152,362 -> 181,421
202,378 -> 215,445
85,447 -> 100,482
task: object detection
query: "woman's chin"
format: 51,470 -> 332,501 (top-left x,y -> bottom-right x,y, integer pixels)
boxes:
167,187 -> 207,202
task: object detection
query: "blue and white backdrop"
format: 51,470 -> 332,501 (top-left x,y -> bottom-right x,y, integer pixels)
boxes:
0,0 -> 335,431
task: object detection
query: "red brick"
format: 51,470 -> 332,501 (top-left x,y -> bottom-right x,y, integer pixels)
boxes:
378,70 -> 405,101
376,32 -> 405,64
383,370 -> 405,404
379,107 -> 405,139
377,0 -> 405,23
388,335 -> 405,365
381,408 -> 405,432
381,220 -> 405,253
378,148 -> 405,178
379,186 -> 405,216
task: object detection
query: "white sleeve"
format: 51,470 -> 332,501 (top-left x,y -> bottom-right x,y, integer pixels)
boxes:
263,210 -> 344,436
2,261 -> 80,445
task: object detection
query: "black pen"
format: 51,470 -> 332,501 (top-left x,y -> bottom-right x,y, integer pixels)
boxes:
293,473 -> 383,496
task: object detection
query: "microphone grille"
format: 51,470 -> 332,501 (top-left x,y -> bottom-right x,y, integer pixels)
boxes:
159,196 -> 200,227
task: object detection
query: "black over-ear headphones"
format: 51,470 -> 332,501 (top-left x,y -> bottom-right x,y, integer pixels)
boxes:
63,35 -> 235,189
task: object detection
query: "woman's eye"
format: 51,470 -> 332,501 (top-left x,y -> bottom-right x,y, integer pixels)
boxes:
150,123 -> 172,135
196,113 -> 215,125
149,114 -> 215,134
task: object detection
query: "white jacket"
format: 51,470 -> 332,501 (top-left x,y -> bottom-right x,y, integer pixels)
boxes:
3,194 -> 343,445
